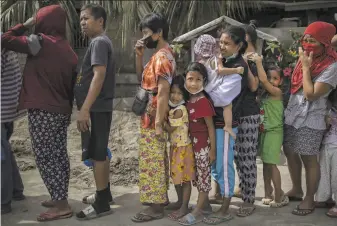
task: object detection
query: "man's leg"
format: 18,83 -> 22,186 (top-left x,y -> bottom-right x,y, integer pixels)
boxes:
77,112 -> 113,220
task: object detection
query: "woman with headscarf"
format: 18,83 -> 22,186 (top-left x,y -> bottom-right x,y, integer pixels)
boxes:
1,5 -> 78,221
283,21 -> 337,216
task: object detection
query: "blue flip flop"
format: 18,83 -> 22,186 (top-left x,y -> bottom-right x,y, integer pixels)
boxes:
178,213 -> 203,225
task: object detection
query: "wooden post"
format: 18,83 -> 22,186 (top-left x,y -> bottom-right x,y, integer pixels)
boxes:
191,39 -> 196,62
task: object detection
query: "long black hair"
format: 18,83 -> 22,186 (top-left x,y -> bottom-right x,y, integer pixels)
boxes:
242,20 -> 258,49
220,25 -> 248,56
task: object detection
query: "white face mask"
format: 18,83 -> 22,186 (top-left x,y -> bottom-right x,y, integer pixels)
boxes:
169,100 -> 185,108
184,84 -> 204,95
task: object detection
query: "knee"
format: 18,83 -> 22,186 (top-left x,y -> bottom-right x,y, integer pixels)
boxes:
301,155 -> 319,169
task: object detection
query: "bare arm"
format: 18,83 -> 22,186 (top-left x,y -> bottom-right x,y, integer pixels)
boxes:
302,67 -> 331,101
204,116 -> 216,164
247,66 -> 259,92
136,55 -> 144,82
255,60 -> 282,98
300,47 -> 332,101
155,77 -> 170,130
216,57 -> 243,76
164,109 -> 183,133
80,65 -> 106,111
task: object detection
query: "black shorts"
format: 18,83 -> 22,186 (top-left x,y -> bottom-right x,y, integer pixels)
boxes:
81,112 -> 112,161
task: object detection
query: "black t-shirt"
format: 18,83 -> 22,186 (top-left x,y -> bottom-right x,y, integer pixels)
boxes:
241,61 -> 259,117
213,55 -> 250,128
74,34 -> 116,112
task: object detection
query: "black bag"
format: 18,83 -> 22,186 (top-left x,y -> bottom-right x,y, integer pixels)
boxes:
132,87 -> 149,116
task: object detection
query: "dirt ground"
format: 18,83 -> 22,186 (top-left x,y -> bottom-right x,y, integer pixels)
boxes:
2,110 -> 336,225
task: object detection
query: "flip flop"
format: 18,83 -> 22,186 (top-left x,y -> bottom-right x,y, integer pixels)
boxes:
326,207 -> 337,218
292,205 -> 315,216
236,206 -> 256,217
37,211 -> 73,222
168,210 -> 188,221
76,205 -> 113,221
203,214 -> 233,225
131,212 -> 164,223
178,213 -> 203,225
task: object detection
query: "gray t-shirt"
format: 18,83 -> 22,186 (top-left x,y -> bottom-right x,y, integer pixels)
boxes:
74,34 -> 115,112
284,62 -> 337,130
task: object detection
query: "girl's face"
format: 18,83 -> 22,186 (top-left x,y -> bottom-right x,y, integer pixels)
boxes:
170,84 -> 184,104
219,33 -> 241,58
185,71 -> 204,94
268,70 -> 282,87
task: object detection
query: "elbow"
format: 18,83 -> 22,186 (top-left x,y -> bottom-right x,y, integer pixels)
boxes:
303,93 -> 318,102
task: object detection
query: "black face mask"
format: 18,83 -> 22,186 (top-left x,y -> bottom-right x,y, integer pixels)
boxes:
143,35 -> 159,49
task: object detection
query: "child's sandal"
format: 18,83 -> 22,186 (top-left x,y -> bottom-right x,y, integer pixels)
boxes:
270,196 -> 289,208
262,198 -> 273,205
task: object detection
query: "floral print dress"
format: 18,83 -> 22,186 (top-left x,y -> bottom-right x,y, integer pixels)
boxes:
187,96 -> 215,192
138,46 -> 176,205
169,105 -> 195,185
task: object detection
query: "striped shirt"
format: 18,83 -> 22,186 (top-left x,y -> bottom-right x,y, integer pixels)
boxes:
1,49 -> 22,123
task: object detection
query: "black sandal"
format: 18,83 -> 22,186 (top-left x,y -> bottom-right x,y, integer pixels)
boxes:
292,205 -> 315,216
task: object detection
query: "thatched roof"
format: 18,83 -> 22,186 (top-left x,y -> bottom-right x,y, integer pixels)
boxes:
172,16 -> 278,44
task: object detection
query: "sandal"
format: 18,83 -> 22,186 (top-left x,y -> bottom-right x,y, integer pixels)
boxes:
76,205 -> 113,221
168,210 -> 188,221
178,213 -> 204,225
82,193 -> 115,205
131,212 -> 164,223
262,198 -> 273,205
37,211 -> 73,222
236,206 -> 256,217
270,196 -> 289,208
203,214 -> 233,225
292,205 -> 315,216
326,207 -> 337,218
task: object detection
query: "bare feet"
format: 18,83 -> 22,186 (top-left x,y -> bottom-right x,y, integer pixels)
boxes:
285,188 -> 303,201
165,202 -> 182,211
223,126 -> 236,140
167,206 -> 189,221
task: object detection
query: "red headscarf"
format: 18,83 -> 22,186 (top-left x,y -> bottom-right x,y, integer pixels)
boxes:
291,21 -> 337,94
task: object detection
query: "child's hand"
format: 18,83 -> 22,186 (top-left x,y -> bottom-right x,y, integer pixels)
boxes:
247,53 -> 263,63
209,148 -> 216,165
236,66 -> 244,75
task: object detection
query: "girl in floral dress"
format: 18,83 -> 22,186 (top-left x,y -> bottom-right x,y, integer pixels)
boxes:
164,76 -> 196,221
178,62 -> 216,225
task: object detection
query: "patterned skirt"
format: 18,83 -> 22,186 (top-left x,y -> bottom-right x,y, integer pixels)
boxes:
138,127 -> 169,205
170,144 -> 196,185
284,125 -> 325,155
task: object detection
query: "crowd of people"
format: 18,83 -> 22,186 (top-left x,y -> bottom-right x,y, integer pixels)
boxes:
1,2 -> 337,225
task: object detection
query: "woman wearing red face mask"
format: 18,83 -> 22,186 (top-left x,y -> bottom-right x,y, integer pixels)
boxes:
283,22 -> 337,216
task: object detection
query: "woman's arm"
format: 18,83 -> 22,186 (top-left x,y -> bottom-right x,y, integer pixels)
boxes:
155,77 -> 170,134
300,47 -> 333,101
204,117 -> 216,165
1,18 -> 39,55
134,39 -> 145,82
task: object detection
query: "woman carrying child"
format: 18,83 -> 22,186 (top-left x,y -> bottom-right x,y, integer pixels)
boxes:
194,34 -> 244,139
248,54 -> 289,208
177,62 -> 216,225
164,76 -> 196,221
